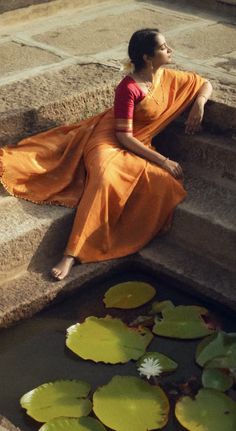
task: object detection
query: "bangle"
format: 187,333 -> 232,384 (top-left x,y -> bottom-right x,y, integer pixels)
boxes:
162,157 -> 168,166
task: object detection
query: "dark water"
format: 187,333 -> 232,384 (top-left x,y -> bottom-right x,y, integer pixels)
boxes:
0,269 -> 235,431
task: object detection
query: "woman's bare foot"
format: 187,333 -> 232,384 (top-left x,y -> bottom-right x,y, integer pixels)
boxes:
51,255 -> 75,280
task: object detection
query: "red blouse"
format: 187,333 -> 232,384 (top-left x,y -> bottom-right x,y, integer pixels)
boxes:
114,76 -> 146,120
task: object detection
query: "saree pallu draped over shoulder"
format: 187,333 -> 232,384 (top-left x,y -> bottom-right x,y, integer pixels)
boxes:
0,69 -> 206,262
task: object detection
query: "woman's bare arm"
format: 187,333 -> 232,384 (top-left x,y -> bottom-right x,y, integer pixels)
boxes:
185,80 -> 213,134
196,80 -> 213,104
116,131 -> 183,179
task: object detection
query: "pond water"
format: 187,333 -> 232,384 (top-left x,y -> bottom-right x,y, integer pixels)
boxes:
0,268 -> 235,431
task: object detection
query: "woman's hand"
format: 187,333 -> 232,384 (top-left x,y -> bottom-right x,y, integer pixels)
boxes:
162,159 -> 183,180
185,97 -> 205,135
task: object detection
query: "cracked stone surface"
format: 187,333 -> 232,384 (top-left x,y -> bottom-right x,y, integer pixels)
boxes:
0,41 -> 60,76
0,63 -> 119,112
168,22 -> 236,60
33,7 -> 197,55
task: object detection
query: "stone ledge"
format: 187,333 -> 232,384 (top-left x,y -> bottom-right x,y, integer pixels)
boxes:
0,0 -> 112,25
0,66 -> 235,148
0,415 -> 21,431
1,239 -> 236,330
0,0 -> 53,15
0,256 -> 130,328
153,0 -> 236,19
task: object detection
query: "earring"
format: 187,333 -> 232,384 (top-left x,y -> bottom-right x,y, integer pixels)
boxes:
149,61 -> 154,72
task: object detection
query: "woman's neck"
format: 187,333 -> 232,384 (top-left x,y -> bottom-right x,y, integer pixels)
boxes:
133,67 -> 161,84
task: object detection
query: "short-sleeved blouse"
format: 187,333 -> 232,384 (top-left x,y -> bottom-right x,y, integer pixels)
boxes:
114,76 -> 147,120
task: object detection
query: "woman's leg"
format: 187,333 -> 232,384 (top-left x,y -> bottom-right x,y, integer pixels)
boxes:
51,255 -> 76,280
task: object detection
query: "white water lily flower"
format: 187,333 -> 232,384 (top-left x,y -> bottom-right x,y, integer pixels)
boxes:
138,357 -> 163,380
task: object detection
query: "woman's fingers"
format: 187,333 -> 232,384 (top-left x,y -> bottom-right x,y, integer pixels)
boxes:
185,118 -> 201,134
167,161 -> 183,179
163,159 -> 184,180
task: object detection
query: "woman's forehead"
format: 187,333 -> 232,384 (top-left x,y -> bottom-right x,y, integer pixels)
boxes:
155,33 -> 166,47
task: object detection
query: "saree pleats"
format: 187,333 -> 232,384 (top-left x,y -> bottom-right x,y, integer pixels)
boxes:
0,68 -> 206,262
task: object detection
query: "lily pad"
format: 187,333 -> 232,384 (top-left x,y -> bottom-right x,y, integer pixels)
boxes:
153,305 -> 214,339
202,368 -> 234,392
137,352 -> 178,373
175,388 -> 236,431
103,281 -> 156,309
196,331 -> 236,368
39,417 -> 107,431
151,301 -> 174,314
93,375 -> 169,431
20,380 -> 91,423
66,316 -> 153,363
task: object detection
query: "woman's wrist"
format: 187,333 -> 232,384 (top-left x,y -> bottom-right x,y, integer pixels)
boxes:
159,156 -> 169,167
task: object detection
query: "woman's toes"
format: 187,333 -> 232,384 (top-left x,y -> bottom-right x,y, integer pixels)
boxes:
51,267 -> 61,279
51,256 -> 75,280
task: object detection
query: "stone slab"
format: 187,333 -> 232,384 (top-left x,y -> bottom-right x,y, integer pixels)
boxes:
1,239 -> 236,330
0,65 -> 117,146
139,238 -> 236,311
154,0 -> 236,19
0,0 -> 112,27
0,0 -> 52,14
0,255 -> 130,328
168,22 -> 236,60
0,41 -> 60,76
0,197 -> 74,278
33,6 -> 197,55
0,416 -> 21,431
0,64 -> 119,113
204,51 -> 236,74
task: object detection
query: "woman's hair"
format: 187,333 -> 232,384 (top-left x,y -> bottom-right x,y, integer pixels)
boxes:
128,28 -> 160,71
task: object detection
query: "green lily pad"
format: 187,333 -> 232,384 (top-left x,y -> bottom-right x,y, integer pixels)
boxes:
137,352 -> 178,373
175,388 -> 236,431
196,331 -> 236,367
93,375 -> 169,431
39,417 -> 107,431
20,380 -> 91,423
151,301 -> 174,314
202,368 -> 234,392
153,305 -> 214,339
103,281 -> 156,309
66,316 -> 153,363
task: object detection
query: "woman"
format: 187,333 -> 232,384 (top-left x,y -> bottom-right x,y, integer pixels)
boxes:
0,28 -> 212,280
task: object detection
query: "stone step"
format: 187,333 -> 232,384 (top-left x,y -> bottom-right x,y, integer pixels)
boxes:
0,81 -> 116,148
1,151 -> 235,278
1,236 -> 235,329
165,130 -> 236,181
0,194 -> 74,281
0,0 -> 54,15
168,164 -> 236,271
0,91 -> 236,148
165,0 -> 236,19
0,255 -> 123,328
139,237 -> 236,312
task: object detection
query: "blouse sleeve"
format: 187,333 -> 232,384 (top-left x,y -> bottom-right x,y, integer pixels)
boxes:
114,83 -> 135,120
113,80 -> 136,133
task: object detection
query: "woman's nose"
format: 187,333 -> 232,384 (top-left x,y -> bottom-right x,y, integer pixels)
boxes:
167,45 -> 173,53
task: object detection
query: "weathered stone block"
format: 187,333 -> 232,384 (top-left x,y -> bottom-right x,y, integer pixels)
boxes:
0,41 -> 60,77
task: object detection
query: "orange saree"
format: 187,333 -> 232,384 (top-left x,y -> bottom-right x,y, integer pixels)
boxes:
0,68 -> 206,262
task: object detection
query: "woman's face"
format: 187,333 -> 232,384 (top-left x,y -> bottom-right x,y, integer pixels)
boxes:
146,33 -> 173,69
